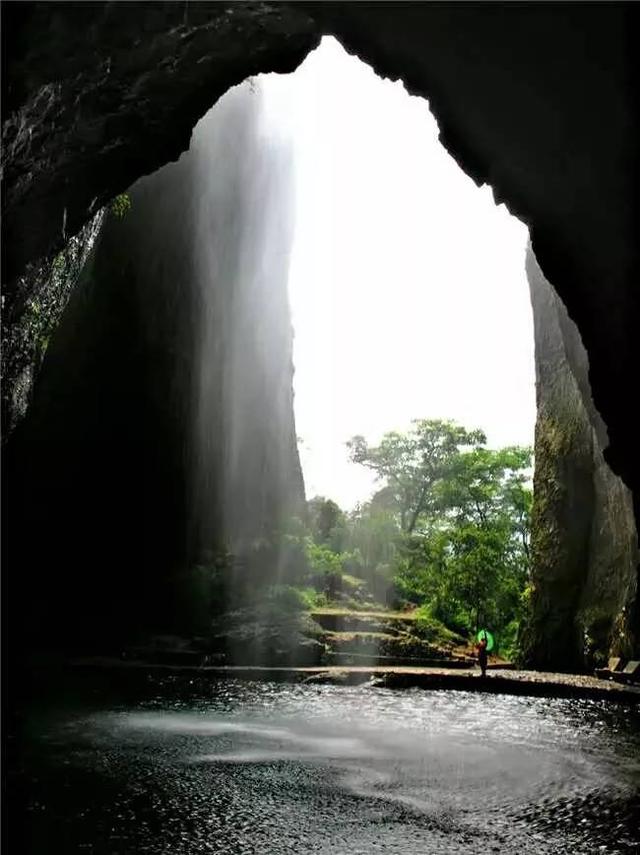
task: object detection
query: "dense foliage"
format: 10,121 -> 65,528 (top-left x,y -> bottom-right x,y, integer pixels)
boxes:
307,420 -> 532,655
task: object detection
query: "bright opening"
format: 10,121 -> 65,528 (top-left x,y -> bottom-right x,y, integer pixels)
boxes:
249,37 -> 536,661
261,37 -> 534,509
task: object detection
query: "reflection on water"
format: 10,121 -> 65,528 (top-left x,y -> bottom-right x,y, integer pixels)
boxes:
10,677 -> 640,854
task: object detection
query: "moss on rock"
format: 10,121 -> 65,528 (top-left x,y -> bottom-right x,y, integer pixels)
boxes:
520,246 -> 638,670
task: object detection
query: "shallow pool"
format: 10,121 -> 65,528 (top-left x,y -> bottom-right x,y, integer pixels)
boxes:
8,676 -> 640,853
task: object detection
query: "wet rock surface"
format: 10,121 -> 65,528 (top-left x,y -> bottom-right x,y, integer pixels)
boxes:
8,677 -> 640,854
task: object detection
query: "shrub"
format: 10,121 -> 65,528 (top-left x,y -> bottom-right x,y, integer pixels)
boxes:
111,193 -> 132,219
413,604 -> 464,645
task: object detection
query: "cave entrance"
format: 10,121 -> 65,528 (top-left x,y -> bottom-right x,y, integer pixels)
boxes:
255,37 -> 536,662
5,36 -> 535,667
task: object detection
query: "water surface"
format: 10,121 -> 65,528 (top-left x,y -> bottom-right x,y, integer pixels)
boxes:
10,676 -> 640,853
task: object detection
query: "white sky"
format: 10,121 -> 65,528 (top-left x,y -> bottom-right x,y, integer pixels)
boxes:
260,38 -> 535,510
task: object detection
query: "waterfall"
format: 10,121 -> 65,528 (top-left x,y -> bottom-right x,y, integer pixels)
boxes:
187,82 -> 304,556
120,79 -> 306,564
6,78 -> 305,642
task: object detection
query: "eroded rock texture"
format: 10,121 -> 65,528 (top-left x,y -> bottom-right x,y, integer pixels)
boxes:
1,208 -> 106,435
1,2 -> 319,287
521,246 -> 639,670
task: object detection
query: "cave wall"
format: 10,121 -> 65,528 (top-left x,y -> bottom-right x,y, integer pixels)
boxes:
3,81 -> 305,649
521,245 -> 639,670
1,207 -> 105,436
3,3 -> 638,522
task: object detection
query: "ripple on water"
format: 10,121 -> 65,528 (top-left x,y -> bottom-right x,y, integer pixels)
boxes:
13,679 -> 640,854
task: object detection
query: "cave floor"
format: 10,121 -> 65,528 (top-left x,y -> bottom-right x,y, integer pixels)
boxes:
66,659 -> 640,704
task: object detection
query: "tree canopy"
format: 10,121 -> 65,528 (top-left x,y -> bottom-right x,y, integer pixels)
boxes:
347,419 -> 486,533
345,419 -> 532,650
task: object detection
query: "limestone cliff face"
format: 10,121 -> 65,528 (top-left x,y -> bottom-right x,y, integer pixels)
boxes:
521,245 -> 638,670
4,82 -> 305,646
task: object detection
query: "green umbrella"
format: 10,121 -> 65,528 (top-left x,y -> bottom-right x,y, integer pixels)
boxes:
476,629 -> 495,652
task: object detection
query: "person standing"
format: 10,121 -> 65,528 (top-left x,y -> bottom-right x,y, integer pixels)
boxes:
476,634 -> 488,677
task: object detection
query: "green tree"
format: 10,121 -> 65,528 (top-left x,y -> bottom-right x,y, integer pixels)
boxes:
437,446 -> 531,528
397,443 -> 532,643
347,420 -> 485,534
349,421 -> 532,646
